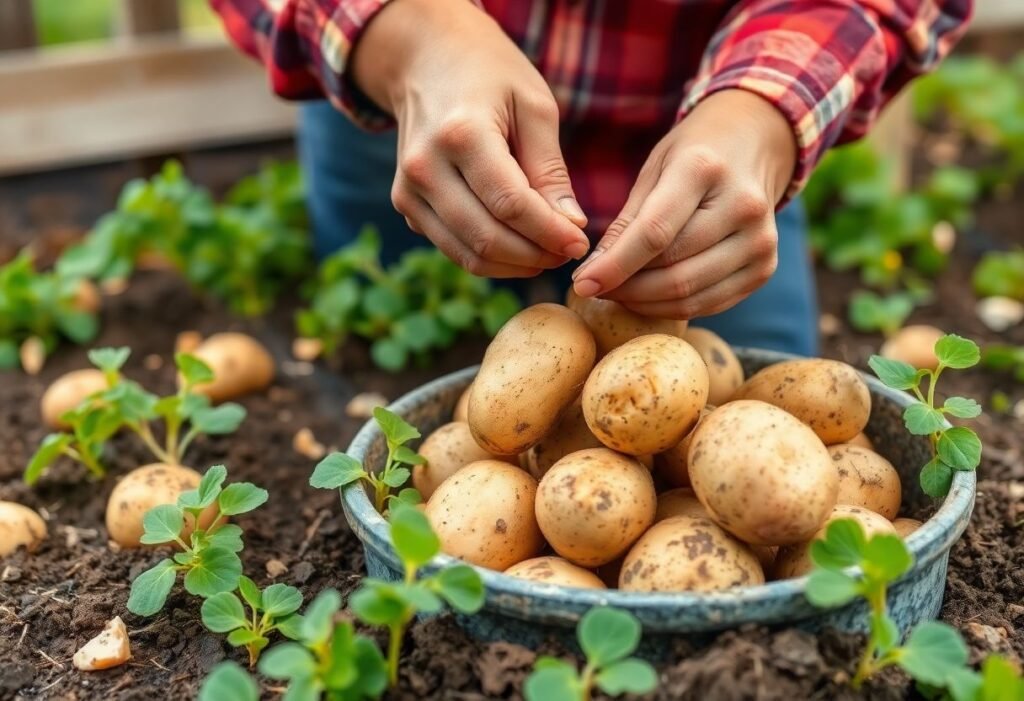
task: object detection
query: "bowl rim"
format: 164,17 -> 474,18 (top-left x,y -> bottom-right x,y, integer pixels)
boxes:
341,349 -> 976,622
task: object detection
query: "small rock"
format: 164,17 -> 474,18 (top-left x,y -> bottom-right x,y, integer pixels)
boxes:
292,561 -> 316,584
266,559 -> 289,578
976,296 -> 1024,333
175,330 -> 203,355
2,565 -> 22,582
346,392 -> 388,419
20,337 -> 45,375
965,622 -> 1007,651
293,337 -> 324,362
73,616 -> 132,671
1007,604 -> 1024,619
293,428 -> 326,460
282,360 -> 315,377
818,313 -> 841,337
143,354 -> 164,371
931,220 -> 956,255
62,526 -> 99,548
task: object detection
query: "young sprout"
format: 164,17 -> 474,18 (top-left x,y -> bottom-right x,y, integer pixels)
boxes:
868,333 -> 982,497
198,660 -> 259,701
310,407 -> 424,513
848,290 -> 916,337
349,502 -> 485,687
201,576 -> 304,667
524,607 -> 657,701
127,465 -> 267,616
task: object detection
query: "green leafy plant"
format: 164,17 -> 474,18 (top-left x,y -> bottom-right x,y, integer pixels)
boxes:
310,407 -> 423,513
973,250 -> 1024,301
867,334 -> 982,497
848,290 -> 918,336
25,347 -> 246,484
349,502 -> 485,687
127,465 -> 267,616
295,227 -> 520,371
980,344 -> 1024,382
198,660 -> 259,701
201,576 -> 304,667
524,607 -> 657,701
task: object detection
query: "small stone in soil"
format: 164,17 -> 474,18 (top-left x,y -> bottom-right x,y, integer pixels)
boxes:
291,561 -> 315,584
2,565 -> 22,582
266,559 -> 289,578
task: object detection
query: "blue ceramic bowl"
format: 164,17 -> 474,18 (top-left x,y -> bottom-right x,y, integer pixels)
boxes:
341,349 -> 975,649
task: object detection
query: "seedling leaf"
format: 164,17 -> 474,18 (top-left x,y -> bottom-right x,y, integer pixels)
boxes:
809,519 -> 866,570
806,569 -> 860,607
237,575 -> 262,611
24,433 -> 72,485
870,612 -> 900,656
183,546 -> 242,597
595,658 -> 658,695
217,482 -> 269,516
309,452 -> 366,490
392,445 -> 425,465
349,582 -> 406,626
138,504 -> 185,545
868,356 -> 920,390
862,534 -> 913,581
192,403 -> 247,435
920,458 -> 954,498
176,353 -> 215,386
436,565 -> 485,613
198,661 -> 259,701
579,607 -> 641,667
299,589 -> 341,645
128,558 -> 178,616
276,613 -> 304,640
180,465 -> 227,510
389,502 -> 439,569
524,659 -> 580,701
201,592 -> 248,632
382,466 -> 411,488
937,427 -> 982,471
262,583 -> 303,617
373,407 -> 419,446
904,403 -> 946,435
259,642 -> 317,679
934,335 -> 980,369
899,621 -> 969,687
206,524 -> 244,553
943,396 -> 982,419
88,347 -> 130,373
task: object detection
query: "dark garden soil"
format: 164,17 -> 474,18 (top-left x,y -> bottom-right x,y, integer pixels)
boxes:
0,145 -> 1022,701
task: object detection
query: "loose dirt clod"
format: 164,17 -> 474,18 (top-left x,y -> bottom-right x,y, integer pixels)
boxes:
72,616 -> 131,671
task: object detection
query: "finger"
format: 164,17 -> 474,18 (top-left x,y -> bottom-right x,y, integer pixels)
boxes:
621,260 -> 778,320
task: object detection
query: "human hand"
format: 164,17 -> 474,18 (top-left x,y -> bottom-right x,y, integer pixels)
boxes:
352,0 -> 590,278
571,89 -> 797,318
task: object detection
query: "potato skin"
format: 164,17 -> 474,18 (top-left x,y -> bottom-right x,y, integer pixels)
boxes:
425,460 -> 543,570
683,328 -> 744,406
566,289 -> 686,357
535,448 -> 656,567
412,422 -> 515,499
469,304 -> 596,455
452,384 -> 472,423
773,505 -> 896,579
845,432 -> 874,451
583,334 -> 709,456
0,501 -> 47,556
881,325 -> 944,371
41,368 -> 108,429
655,488 -> 708,521
523,396 -> 603,479
732,359 -> 871,445
654,407 -> 713,489
829,445 -> 902,520
689,400 -> 838,545
892,517 -> 923,538
619,515 -> 765,592
504,556 -> 606,589
105,464 -> 218,548
187,333 -> 275,403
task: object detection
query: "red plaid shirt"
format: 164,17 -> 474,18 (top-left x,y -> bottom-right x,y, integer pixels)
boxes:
211,0 -> 970,229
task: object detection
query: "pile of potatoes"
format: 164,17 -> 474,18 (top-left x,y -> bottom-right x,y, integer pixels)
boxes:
413,300 -> 923,593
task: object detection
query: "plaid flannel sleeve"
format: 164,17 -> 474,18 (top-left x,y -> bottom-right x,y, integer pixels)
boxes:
680,0 -> 972,201
209,0 -> 395,129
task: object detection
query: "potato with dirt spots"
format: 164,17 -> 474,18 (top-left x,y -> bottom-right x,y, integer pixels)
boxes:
535,448 -> 656,567
619,515 -> 764,592
688,400 -> 838,546
773,505 -> 897,579
469,304 -> 596,455
566,289 -> 687,357
425,460 -> 543,570
504,556 -> 606,589
40,368 -> 108,429
412,422 -> 516,499
732,359 -> 871,445
829,444 -> 902,520
846,432 -> 874,450
892,517 -> 923,538
0,501 -> 47,556
683,328 -> 744,406
523,396 -> 604,479
654,406 -> 713,488
655,488 -> 708,521
105,464 -> 218,548
185,332 -> 275,403
582,334 -> 709,456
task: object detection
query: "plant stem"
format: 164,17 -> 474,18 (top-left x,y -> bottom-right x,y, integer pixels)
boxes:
134,422 -> 174,464
69,447 -> 106,478
580,663 -> 595,701
387,621 -> 404,687
176,427 -> 201,464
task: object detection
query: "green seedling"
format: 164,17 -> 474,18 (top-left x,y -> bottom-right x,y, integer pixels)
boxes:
524,607 -> 657,701
848,290 -> 917,336
350,502 -> 485,687
127,465 -> 267,616
973,250 -> 1024,301
198,660 -> 259,701
868,333 -> 982,497
310,407 -> 423,514
201,576 -> 304,667
25,347 -> 246,484
980,344 -> 1024,383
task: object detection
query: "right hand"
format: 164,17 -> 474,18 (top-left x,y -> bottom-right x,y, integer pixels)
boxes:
352,0 -> 590,278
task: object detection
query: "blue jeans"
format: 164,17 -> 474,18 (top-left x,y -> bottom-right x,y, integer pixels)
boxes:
299,101 -> 819,356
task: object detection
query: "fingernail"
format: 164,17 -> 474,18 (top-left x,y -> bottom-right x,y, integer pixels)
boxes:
563,240 -> 589,259
574,278 -> 602,297
557,197 -> 586,224
572,247 -> 603,280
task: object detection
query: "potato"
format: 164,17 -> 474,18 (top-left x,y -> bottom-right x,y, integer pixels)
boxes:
186,332 -> 275,403
829,445 -> 901,520
655,488 -> 708,521
73,616 -> 131,671
425,460 -> 543,570
654,407 -> 713,489
688,400 -> 838,545
583,334 -> 709,456
40,368 -> 108,429
523,396 -> 603,479
106,464 -> 217,548
412,422 -> 515,500
845,432 -> 874,450
535,448 -> 656,567
72,279 -> 102,314
892,517 -> 924,538
683,328 -> 744,406
504,556 -> 606,589
732,359 -> 871,445
619,515 -> 764,592
566,289 -> 686,357
773,505 -> 896,579
452,383 -> 472,422
880,325 -> 944,371
0,501 -> 47,556
469,304 -> 596,455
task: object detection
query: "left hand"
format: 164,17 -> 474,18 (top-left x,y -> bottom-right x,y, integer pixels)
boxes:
571,89 -> 797,319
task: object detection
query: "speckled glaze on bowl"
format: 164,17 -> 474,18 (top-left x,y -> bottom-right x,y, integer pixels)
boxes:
340,349 -> 975,650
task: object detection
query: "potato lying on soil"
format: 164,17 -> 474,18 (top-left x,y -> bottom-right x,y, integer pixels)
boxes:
880,324 -> 944,370
566,289 -> 687,357
583,334 -> 709,456
0,501 -> 47,557
688,400 -> 838,545
452,383 -> 472,423
40,368 -> 108,429
73,616 -> 131,671
619,515 -> 765,592
535,448 -> 656,567
425,460 -> 543,570
186,332 -> 275,403
523,396 -> 603,479
655,488 -> 708,521
732,359 -> 871,445
683,328 -> 744,406
469,304 -> 596,455
892,517 -> 924,538
106,464 -> 217,548
654,406 -> 713,489
773,505 -> 897,579
504,556 -> 606,589
829,444 -> 902,520
412,422 -> 516,500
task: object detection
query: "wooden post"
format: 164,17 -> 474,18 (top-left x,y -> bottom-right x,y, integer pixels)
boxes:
0,0 -> 36,50
118,0 -> 181,36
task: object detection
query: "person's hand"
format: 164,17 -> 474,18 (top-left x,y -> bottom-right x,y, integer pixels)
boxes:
351,0 -> 590,278
571,90 -> 797,318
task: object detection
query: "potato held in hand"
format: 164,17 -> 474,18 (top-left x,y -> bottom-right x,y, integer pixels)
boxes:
504,556 -> 606,589
185,332 -> 274,403
583,334 -> 709,456
469,304 -> 596,455
566,289 -> 686,357
683,327 -> 744,406
829,444 -> 901,519
0,501 -> 47,557
773,505 -> 896,579
412,422 -> 515,500
689,401 -> 838,545
40,368 -> 107,429
106,464 -> 218,547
